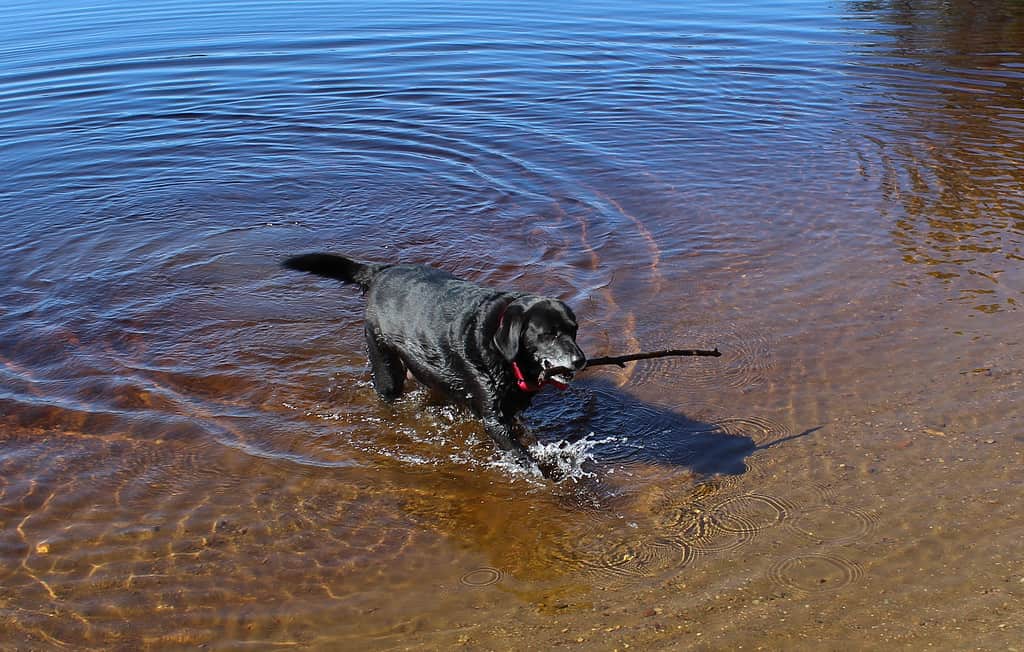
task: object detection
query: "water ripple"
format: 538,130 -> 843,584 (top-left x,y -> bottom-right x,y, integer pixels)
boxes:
767,553 -> 864,595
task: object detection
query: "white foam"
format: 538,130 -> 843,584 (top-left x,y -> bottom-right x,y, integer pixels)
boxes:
486,433 -> 626,483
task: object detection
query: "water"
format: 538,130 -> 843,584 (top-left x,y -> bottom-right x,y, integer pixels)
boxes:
2,0 -> 1022,648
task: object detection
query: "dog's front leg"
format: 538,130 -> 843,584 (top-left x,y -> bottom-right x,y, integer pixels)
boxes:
471,383 -> 553,476
482,414 -> 532,465
482,412 -> 561,479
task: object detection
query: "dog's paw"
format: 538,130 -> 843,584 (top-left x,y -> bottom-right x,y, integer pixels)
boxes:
535,458 -> 565,482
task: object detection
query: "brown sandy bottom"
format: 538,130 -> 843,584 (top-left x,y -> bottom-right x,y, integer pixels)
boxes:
397,408 -> 1021,652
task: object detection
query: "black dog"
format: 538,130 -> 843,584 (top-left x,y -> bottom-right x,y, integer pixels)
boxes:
283,253 -> 587,469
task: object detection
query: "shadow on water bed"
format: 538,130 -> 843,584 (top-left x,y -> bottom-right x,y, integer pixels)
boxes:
526,377 -> 820,479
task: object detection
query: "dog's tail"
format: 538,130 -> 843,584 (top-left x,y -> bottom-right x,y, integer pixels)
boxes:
282,253 -> 387,291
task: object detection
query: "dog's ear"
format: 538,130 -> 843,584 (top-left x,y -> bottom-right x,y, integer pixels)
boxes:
493,302 -> 526,361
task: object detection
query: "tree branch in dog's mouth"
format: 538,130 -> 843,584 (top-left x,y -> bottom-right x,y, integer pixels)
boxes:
585,347 -> 721,368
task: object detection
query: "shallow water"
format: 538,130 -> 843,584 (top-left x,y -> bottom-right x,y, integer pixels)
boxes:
1,0 -> 1022,649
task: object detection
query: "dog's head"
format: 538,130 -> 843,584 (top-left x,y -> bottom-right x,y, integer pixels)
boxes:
493,297 -> 587,388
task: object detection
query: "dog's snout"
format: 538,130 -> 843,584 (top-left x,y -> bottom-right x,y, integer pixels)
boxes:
542,347 -> 586,375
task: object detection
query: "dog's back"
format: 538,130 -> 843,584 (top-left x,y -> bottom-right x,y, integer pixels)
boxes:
282,253 -> 504,387
364,264 -> 502,345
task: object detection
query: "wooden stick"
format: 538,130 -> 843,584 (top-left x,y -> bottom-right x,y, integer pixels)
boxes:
585,348 -> 722,368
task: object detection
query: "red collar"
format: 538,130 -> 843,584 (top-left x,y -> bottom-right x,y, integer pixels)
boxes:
511,361 -> 567,393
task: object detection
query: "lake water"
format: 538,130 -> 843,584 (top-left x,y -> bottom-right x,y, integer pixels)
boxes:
1,0 -> 1022,648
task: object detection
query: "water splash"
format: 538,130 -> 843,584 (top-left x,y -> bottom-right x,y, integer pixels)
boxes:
486,433 -> 628,483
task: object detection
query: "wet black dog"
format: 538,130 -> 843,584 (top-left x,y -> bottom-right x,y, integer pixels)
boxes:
283,253 -> 587,470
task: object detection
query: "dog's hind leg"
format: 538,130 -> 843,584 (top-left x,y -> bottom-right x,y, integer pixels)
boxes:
365,327 -> 406,401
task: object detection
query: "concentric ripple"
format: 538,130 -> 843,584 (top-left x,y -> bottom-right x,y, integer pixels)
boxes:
551,523 -> 695,587
600,537 -> 696,579
706,493 -> 793,535
785,505 -> 878,546
459,567 -> 503,587
710,415 -> 794,448
655,500 -> 753,555
767,553 -> 864,594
